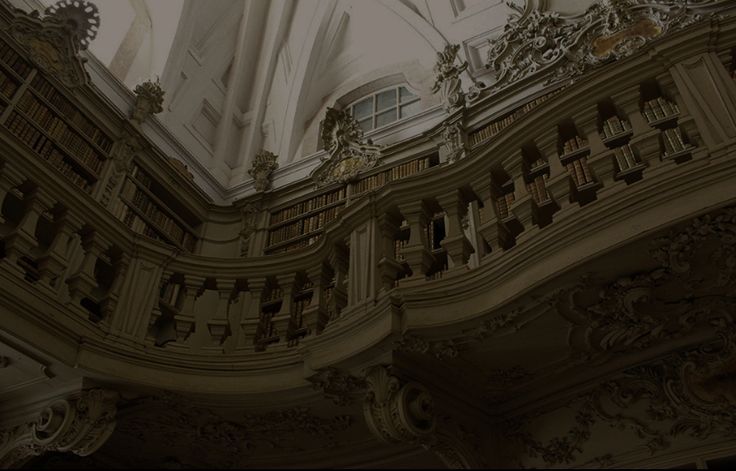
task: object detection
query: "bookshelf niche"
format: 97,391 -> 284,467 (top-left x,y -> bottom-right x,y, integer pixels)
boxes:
266,186 -> 347,255
639,80 -> 694,163
0,37 -> 112,194
597,99 -> 644,181
115,164 -> 200,252
351,153 -> 438,197
425,212 -> 448,281
256,279 -> 283,351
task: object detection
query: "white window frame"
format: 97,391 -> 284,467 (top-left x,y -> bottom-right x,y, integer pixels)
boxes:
346,85 -> 421,133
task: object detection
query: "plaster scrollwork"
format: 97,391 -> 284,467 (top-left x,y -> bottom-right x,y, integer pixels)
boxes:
308,367 -> 367,406
440,121 -> 467,163
486,0 -> 732,91
6,0 -> 99,88
0,389 -> 119,468
248,150 -> 279,192
431,44 -> 486,113
394,334 -> 459,361
131,78 -> 165,124
312,108 -> 382,186
239,203 -> 260,258
362,366 -> 436,444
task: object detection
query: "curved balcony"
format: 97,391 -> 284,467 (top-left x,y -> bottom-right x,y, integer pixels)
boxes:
0,11 -> 735,397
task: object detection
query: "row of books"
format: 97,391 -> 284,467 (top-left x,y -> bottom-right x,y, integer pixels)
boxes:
119,179 -> 189,246
470,88 -> 563,145
0,70 -> 18,99
130,164 -> 154,188
266,235 -> 323,254
496,192 -> 516,220
643,97 -> 680,123
30,75 -> 113,152
0,41 -> 31,78
160,282 -> 183,307
269,204 -> 343,246
352,157 -> 431,195
561,135 -> 589,156
4,111 -> 93,191
566,157 -> 594,187
613,145 -> 639,171
17,92 -> 105,173
119,205 -> 164,242
661,128 -> 690,155
291,296 -> 314,328
301,204 -> 343,234
270,187 -> 347,225
394,238 -> 410,261
526,174 -> 549,204
601,116 -> 632,139
425,215 -> 446,252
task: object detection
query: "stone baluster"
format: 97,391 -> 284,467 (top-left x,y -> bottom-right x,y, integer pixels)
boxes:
327,244 -> 348,321
436,190 -> 474,271
37,208 -> 82,288
241,277 -> 266,346
98,251 -> 131,327
176,275 -> 205,344
376,212 -> 405,292
65,229 -> 108,305
3,184 -> 50,267
470,175 -> 501,257
301,265 -> 325,337
271,273 -> 296,344
207,278 -> 235,345
536,130 -> 567,217
397,201 -> 433,284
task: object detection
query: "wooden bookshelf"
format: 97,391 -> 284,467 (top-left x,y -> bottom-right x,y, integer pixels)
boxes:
0,37 -> 111,194
565,156 -> 595,189
289,279 -> 314,341
600,116 -> 633,146
559,135 -> 590,164
114,164 -> 199,251
660,127 -> 694,162
351,154 -> 438,197
642,97 -> 680,127
470,87 -> 565,147
265,187 -> 347,255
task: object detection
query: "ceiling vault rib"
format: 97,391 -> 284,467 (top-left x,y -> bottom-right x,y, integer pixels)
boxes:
108,0 -> 153,82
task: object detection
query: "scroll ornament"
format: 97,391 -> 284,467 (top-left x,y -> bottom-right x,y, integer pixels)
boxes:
312,108 -> 381,186
486,0 -> 734,91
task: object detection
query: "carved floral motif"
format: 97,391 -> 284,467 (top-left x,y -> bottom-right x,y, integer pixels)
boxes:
312,108 -> 381,186
131,79 -> 165,124
308,367 -> 366,406
248,150 -> 278,192
395,334 -> 459,361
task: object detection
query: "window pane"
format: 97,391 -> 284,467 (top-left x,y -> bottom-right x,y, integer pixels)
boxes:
358,118 -> 373,132
376,89 -> 397,112
376,108 -> 397,128
353,98 -> 373,120
400,101 -> 421,119
399,86 -> 417,103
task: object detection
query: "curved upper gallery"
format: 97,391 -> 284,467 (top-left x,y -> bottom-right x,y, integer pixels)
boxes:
156,0 -> 599,198
3,3 -> 736,392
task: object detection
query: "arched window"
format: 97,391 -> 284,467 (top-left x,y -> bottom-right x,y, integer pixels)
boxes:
346,85 -> 421,132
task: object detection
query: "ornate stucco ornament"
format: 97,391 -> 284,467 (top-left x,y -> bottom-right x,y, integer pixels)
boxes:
431,44 -> 486,113
440,120 -> 467,163
248,150 -> 278,192
311,107 -> 382,187
6,0 -> 100,88
486,0 -> 733,91
0,389 -> 119,468
239,203 -> 259,257
131,78 -> 165,124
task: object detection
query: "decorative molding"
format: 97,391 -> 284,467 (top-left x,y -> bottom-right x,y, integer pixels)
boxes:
394,334 -> 459,361
431,44 -> 486,113
239,203 -> 260,258
131,78 -> 165,124
5,0 -> 98,88
440,121 -> 468,163
101,131 -> 145,207
486,0 -> 733,92
247,150 -> 278,193
362,365 -> 436,444
0,389 -> 119,468
311,108 -> 382,186
308,367 -> 366,406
